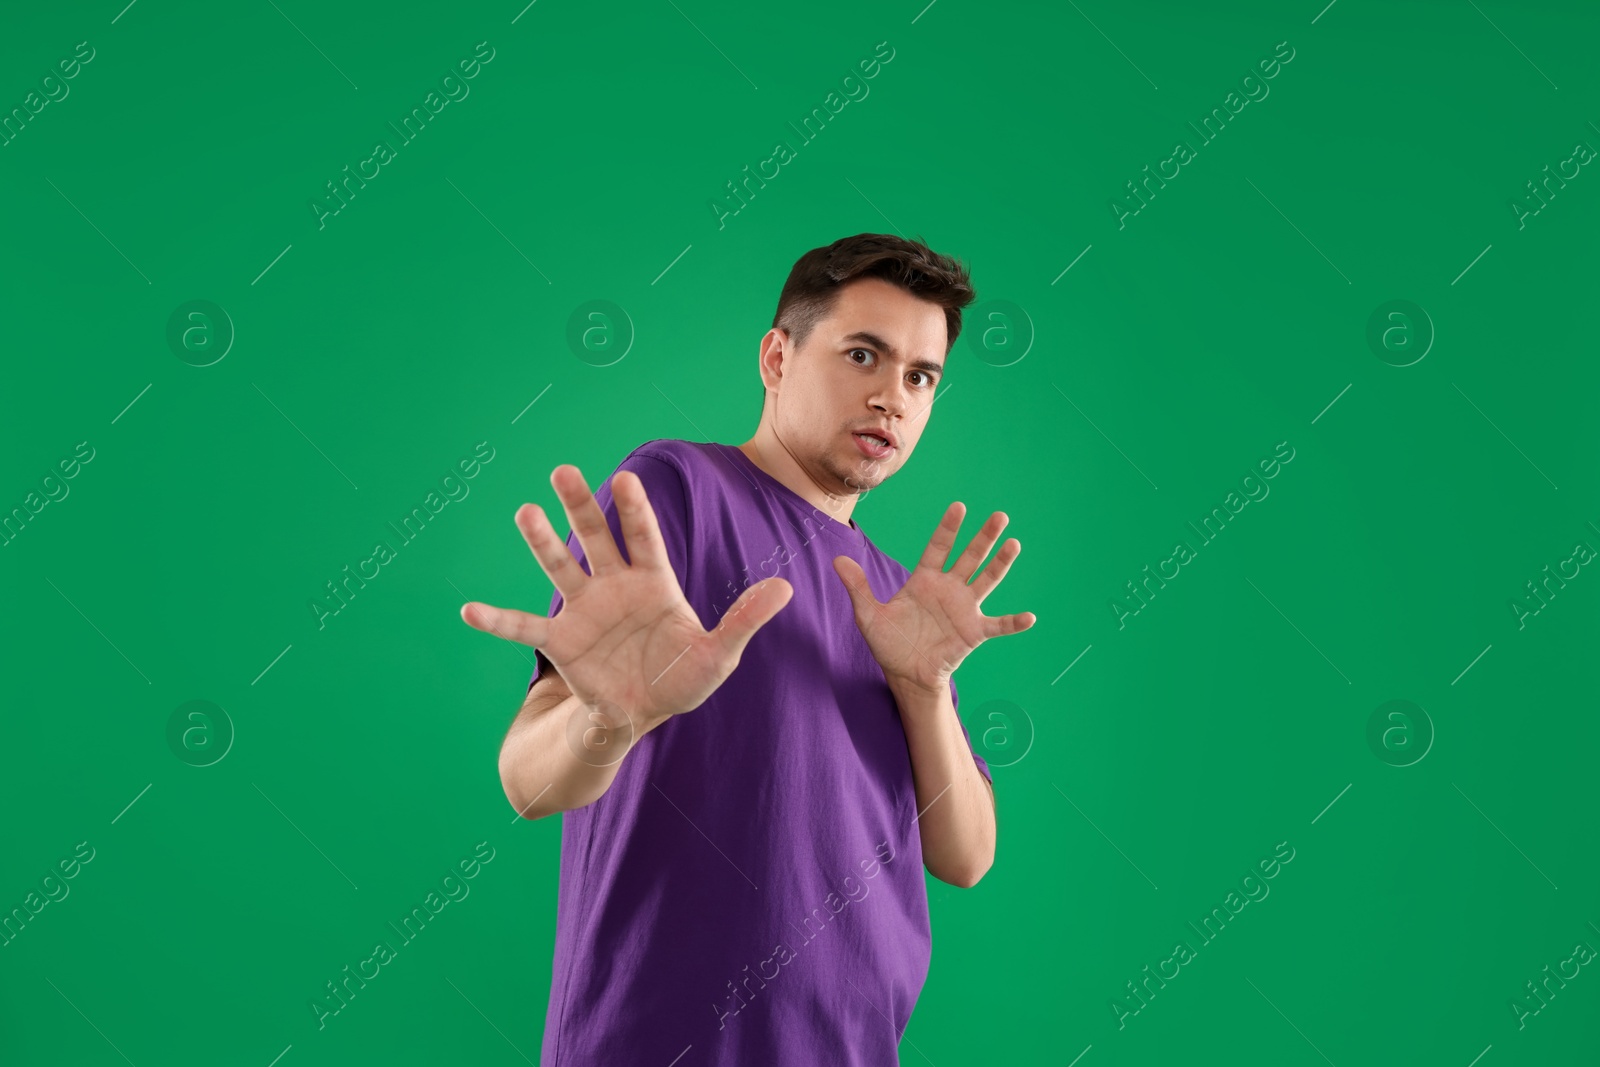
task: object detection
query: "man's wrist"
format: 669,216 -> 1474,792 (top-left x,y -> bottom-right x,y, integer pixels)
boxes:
558,695 -> 671,769
636,703 -> 680,738
885,671 -> 951,710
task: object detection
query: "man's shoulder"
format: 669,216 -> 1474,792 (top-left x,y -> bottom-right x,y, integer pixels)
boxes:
623,437 -> 710,472
619,438 -> 745,493
607,438 -> 704,487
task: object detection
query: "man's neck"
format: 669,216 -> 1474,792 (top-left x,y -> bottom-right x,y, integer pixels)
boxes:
736,431 -> 859,528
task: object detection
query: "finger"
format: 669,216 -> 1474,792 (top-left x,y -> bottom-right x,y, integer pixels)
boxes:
612,470 -> 671,572
707,577 -> 794,658
914,501 -> 965,573
551,464 -> 626,576
460,600 -> 551,650
831,556 -> 880,616
968,537 -> 1021,605
951,511 -> 1010,584
981,611 -> 1037,639
515,502 -> 589,602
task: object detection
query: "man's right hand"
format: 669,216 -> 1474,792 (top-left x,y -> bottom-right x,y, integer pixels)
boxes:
460,463 -> 793,733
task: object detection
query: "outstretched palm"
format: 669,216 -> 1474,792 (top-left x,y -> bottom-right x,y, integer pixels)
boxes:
833,502 -> 1035,694
460,464 -> 793,727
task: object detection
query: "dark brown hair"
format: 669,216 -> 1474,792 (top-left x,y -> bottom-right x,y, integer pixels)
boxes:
764,233 -> 975,402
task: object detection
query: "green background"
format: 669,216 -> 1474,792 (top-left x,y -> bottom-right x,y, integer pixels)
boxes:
3,0 -> 1597,1063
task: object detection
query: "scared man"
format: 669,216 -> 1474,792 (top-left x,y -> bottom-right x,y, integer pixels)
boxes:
461,232 -> 1035,1065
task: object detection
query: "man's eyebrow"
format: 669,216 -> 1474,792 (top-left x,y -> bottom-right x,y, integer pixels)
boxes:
840,331 -> 944,376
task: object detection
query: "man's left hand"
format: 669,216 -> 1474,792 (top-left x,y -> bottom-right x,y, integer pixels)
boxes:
832,502 -> 1036,696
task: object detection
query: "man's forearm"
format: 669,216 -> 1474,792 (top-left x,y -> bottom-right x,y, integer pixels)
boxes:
500,689 -> 671,820
890,677 -> 997,887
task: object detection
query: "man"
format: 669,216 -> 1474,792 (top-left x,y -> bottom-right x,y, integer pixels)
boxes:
460,233 -> 1036,1065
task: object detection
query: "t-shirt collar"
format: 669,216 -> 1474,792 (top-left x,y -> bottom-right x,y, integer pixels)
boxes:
718,443 -> 864,540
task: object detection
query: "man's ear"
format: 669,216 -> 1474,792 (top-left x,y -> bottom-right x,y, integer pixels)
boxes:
758,327 -> 791,392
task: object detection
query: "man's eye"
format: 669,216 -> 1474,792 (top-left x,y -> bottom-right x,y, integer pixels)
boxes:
909,371 -> 931,387
849,348 -> 874,365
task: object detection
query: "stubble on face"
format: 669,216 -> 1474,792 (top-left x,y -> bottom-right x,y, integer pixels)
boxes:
774,370 -> 900,511
809,447 -> 897,519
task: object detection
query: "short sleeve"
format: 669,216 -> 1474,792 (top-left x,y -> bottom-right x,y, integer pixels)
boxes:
526,450 -> 694,694
952,677 -> 993,784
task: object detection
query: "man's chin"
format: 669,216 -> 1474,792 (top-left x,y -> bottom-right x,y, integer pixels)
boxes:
837,461 -> 892,493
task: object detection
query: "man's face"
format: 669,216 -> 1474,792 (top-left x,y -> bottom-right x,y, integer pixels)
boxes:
763,275 -> 948,500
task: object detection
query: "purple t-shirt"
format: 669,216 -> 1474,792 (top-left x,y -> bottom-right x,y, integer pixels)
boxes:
526,438 -> 991,1066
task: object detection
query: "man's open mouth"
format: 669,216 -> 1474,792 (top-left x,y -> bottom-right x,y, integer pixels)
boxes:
852,432 -> 895,459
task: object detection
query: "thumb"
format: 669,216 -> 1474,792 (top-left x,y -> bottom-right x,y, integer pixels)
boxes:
706,576 -> 793,658
832,555 -> 877,618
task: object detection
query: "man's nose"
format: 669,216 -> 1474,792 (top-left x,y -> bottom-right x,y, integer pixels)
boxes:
870,383 -> 909,419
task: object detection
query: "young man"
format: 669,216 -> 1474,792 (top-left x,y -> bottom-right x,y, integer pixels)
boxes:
460,233 -> 1036,1065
